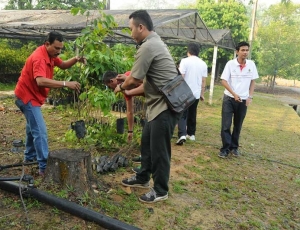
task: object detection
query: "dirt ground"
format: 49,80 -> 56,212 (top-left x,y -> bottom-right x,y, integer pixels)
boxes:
0,83 -> 299,229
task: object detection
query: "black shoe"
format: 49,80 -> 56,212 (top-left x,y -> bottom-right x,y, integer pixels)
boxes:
139,188 -> 168,203
218,151 -> 229,158
121,175 -> 150,188
231,149 -> 240,157
23,158 -> 38,165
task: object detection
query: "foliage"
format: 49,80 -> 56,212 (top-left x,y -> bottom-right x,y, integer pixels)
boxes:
35,0 -> 101,10
54,6 -> 136,150
79,86 -> 116,116
0,83 -> 15,90
0,39 -> 36,74
4,0 -> 33,9
192,0 -> 250,78
53,7 -> 135,86
4,0 -> 102,10
196,0 -> 249,43
63,119 -> 128,150
257,2 -> 300,88
168,45 -> 187,65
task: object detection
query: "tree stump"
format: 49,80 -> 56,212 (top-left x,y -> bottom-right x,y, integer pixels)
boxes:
44,149 -> 93,196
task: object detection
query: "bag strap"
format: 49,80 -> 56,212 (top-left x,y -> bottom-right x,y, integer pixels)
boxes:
147,64 -> 181,92
176,66 -> 182,75
147,75 -> 161,93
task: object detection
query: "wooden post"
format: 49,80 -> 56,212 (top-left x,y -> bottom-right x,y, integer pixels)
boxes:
44,149 -> 93,196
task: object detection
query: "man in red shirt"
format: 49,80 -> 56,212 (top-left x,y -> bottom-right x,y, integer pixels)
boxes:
103,71 -> 144,143
15,31 -> 86,176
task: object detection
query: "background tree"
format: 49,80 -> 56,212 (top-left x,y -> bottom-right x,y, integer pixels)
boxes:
257,2 -> 300,91
0,39 -> 35,78
4,0 -> 102,10
183,0 -> 250,80
35,0 -> 101,10
4,0 -> 33,9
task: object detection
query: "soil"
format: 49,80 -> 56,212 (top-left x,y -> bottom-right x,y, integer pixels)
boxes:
0,84 -> 299,230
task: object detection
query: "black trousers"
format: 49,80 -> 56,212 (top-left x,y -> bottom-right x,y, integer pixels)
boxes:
177,99 -> 199,137
137,109 -> 180,196
220,94 -> 247,152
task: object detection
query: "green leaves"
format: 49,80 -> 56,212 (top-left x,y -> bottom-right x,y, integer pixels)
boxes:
0,39 -> 35,75
193,0 -> 249,70
70,7 -> 80,15
85,86 -> 117,116
257,2 -> 300,81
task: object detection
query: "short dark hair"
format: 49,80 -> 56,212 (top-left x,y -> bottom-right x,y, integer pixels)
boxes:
236,41 -> 249,51
188,43 -> 200,56
45,31 -> 63,44
103,71 -> 117,84
129,10 -> 153,31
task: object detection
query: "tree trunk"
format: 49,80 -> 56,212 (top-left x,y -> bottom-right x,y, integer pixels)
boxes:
267,75 -> 270,87
271,75 -> 276,94
44,149 -> 93,196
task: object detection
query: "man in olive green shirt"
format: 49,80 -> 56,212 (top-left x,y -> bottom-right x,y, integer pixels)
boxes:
114,10 -> 180,203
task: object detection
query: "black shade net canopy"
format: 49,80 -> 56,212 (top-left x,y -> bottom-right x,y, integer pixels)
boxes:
0,9 -> 235,49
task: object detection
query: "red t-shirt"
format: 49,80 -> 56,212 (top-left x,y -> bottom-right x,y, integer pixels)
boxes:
123,71 -> 132,101
15,45 -> 63,106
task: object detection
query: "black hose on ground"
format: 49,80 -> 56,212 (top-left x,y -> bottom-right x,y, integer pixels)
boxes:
0,177 -> 24,181
0,181 -> 141,230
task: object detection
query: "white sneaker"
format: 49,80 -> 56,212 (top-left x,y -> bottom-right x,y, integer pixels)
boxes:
187,135 -> 195,141
176,136 -> 186,145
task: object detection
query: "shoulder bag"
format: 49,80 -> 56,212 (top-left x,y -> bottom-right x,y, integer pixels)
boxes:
147,71 -> 196,113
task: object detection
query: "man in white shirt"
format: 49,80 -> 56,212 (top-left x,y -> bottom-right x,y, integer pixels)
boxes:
176,43 -> 207,145
219,41 -> 259,158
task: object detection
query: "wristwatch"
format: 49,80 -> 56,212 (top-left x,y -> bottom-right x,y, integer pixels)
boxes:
248,96 -> 253,99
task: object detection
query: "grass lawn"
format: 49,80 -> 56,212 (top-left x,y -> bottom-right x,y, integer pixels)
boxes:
0,83 -> 299,229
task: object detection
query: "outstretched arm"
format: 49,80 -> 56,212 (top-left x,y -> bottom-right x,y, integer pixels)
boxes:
35,77 -> 80,93
114,74 -> 143,93
58,56 -> 86,70
124,84 -> 144,97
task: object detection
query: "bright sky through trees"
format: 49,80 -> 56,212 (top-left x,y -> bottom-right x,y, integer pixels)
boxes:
1,0 -> 300,10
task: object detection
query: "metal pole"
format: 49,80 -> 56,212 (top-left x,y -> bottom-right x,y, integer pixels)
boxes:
209,45 -> 218,105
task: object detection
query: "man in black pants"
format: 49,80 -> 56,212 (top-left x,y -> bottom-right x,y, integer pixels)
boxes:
114,10 -> 181,203
219,41 -> 259,158
176,43 -> 207,145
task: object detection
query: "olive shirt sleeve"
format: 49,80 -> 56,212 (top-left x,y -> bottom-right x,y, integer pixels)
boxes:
130,44 -> 153,80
